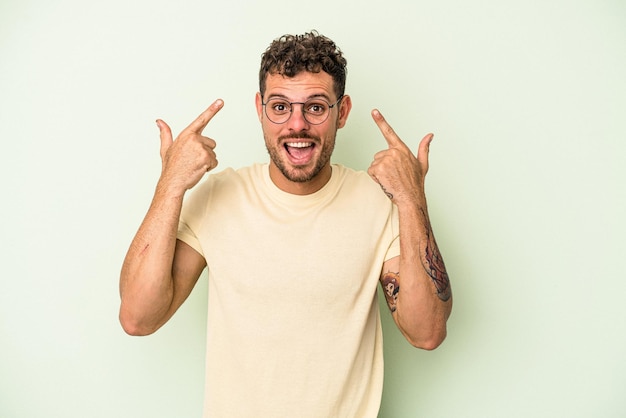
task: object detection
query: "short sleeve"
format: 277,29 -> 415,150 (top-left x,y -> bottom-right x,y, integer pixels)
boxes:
383,203 -> 400,262
177,218 -> 204,257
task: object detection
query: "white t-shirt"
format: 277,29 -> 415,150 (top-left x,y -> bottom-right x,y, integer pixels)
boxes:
178,163 -> 400,418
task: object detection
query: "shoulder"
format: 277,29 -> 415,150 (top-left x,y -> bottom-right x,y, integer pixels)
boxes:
330,164 -> 394,216
183,165 -> 262,210
333,164 -> 386,196
194,164 -> 262,191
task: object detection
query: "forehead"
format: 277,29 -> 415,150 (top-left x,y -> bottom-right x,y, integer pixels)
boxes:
264,71 -> 336,100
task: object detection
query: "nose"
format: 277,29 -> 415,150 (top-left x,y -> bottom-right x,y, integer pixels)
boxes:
286,103 -> 310,131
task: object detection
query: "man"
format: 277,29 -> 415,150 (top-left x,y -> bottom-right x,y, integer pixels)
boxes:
120,31 -> 452,417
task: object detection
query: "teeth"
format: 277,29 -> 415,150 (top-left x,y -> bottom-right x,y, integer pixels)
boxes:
286,142 -> 312,148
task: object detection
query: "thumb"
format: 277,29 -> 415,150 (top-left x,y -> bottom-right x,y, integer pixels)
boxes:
156,119 -> 173,161
417,133 -> 434,174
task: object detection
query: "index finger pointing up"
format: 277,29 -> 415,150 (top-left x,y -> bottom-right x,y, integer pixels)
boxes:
186,99 -> 224,134
371,109 -> 404,149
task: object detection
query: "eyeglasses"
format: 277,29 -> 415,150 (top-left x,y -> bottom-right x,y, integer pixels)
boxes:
262,95 -> 344,125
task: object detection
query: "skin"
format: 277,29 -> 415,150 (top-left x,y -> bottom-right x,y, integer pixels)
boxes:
119,71 -> 451,350
369,110 -> 452,349
118,101 -> 221,335
254,71 -> 352,195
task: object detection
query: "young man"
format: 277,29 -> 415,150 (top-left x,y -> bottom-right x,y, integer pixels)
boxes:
120,31 -> 452,417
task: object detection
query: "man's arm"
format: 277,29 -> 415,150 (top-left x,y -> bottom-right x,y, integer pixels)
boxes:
369,109 -> 452,350
119,100 -> 223,336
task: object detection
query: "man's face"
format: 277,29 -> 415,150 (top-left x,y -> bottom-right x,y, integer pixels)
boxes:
255,71 -> 351,194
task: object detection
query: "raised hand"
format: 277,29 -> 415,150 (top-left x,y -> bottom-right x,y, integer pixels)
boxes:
156,99 -> 224,193
367,108 -> 433,206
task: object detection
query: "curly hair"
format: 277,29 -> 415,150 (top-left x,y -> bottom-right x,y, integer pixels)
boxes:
259,30 -> 347,99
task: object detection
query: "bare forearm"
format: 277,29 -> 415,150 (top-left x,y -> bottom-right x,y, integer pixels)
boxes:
119,182 -> 184,335
393,202 -> 452,349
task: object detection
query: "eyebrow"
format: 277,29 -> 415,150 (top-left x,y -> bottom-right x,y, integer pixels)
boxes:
265,93 -> 333,102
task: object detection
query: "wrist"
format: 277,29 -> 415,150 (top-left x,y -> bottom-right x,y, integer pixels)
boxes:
155,175 -> 187,201
393,187 -> 427,211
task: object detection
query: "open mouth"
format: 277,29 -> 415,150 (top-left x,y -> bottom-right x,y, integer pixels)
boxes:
285,141 -> 315,163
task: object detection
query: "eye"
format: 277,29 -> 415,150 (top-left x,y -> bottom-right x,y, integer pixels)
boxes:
305,101 -> 328,115
270,100 -> 290,114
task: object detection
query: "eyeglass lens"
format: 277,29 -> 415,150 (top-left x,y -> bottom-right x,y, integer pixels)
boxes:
263,97 -> 339,125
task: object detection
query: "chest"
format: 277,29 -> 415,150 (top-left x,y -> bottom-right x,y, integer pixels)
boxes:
200,192 -> 393,308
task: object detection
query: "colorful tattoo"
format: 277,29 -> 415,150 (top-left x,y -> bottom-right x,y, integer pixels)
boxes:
381,272 -> 400,312
421,208 -> 451,301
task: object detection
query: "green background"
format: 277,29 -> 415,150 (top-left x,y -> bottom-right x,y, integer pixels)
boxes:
1,0 -> 624,416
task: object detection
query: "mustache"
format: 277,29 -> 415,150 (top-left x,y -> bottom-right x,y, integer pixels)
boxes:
278,132 -> 320,142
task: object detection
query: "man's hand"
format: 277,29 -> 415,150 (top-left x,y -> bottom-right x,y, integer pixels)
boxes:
367,108 -> 433,206
156,99 -> 224,194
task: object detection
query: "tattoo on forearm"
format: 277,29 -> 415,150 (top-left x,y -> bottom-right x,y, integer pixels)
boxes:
381,272 -> 400,313
421,208 -> 451,302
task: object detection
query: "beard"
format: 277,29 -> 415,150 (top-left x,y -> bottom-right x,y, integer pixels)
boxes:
265,131 -> 336,183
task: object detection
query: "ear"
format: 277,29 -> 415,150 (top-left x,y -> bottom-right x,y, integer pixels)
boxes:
255,92 -> 264,122
336,95 -> 352,129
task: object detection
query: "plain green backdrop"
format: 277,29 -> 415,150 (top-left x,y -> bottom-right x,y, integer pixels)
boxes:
1,0 -> 624,417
